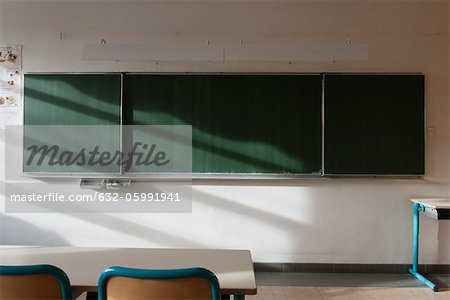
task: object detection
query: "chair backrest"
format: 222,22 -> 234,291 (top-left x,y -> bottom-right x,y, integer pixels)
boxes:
0,264 -> 72,300
98,266 -> 221,300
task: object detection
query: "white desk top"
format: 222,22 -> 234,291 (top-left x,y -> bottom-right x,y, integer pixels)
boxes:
0,246 -> 257,295
410,198 -> 450,209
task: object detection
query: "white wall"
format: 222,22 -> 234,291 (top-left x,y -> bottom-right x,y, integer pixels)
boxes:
0,0 -> 449,264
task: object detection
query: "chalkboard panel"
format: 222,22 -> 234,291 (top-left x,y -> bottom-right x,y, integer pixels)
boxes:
124,74 -> 322,174
23,74 -> 122,173
324,74 -> 425,175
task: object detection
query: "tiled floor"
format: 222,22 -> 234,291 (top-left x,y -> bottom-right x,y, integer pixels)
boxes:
248,273 -> 450,300
75,273 -> 450,299
248,286 -> 450,300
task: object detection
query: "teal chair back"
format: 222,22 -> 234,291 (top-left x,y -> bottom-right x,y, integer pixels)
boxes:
0,264 -> 71,300
98,266 -> 221,300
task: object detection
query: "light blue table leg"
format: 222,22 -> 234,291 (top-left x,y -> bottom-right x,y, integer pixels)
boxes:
408,203 -> 439,292
234,295 -> 245,300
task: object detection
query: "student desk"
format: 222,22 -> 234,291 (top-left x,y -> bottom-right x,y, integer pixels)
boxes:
409,198 -> 450,292
0,246 -> 257,299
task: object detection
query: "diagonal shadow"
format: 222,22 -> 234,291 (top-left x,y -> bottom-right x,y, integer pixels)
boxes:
0,212 -> 71,246
0,179 -> 205,248
25,88 -> 120,124
193,188 -> 304,229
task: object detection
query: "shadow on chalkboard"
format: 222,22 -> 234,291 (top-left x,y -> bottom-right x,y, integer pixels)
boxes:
27,77 -> 320,173
125,75 -> 323,173
25,85 -> 299,172
25,87 -> 119,124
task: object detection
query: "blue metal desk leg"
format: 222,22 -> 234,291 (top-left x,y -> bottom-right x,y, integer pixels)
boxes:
408,203 -> 439,292
234,295 -> 245,300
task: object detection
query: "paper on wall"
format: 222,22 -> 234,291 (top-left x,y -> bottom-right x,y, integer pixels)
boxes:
0,46 -> 22,107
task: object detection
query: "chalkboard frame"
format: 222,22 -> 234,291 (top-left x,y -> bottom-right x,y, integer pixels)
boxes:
22,72 -> 425,179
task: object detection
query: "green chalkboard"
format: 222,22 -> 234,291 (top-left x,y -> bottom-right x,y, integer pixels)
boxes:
23,74 -> 122,173
324,74 -> 425,175
124,74 -> 323,174
23,73 -> 425,176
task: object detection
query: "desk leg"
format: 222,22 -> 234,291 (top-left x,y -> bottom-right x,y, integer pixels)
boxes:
234,295 -> 245,300
412,202 -> 419,272
408,203 -> 439,292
